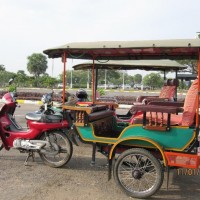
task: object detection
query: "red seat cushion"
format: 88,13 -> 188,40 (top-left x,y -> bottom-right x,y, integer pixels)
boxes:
132,112 -> 182,126
132,79 -> 198,127
159,86 -> 176,99
181,79 -> 198,126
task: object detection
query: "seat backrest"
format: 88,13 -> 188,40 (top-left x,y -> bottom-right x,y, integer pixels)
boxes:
181,79 -> 198,126
159,79 -> 179,100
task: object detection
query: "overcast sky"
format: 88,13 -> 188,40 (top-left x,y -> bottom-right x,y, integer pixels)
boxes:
0,0 -> 199,78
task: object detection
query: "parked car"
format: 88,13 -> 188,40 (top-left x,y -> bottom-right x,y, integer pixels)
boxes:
134,84 -> 150,90
57,83 -> 63,88
108,84 -> 118,89
133,84 -> 142,90
98,84 -> 105,89
143,85 -> 151,90
124,84 -> 131,89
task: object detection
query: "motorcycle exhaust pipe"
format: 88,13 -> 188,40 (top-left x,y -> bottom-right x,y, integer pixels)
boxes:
13,139 -> 48,150
13,139 -> 59,156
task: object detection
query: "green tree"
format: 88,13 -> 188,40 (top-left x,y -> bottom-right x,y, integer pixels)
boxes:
134,74 -> 142,84
178,81 -> 188,90
178,59 -> 197,73
0,70 -> 16,87
97,69 -> 120,85
60,69 -> 121,88
114,71 -> 134,87
69,70 -> 88,88
142,73 -> 164,89
27,53 -> 48,79
59,70 -> 89,88
17,70 -> 26,75
15,70 -> 28,87
0,64 -> 5,71
39,74 -> 58,88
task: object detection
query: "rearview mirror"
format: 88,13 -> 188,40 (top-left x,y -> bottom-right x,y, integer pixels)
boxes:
8,78 -> 14,85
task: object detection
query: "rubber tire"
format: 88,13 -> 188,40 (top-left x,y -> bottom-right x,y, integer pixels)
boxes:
0,144 -> 3,151
0,140 -> 3,151
113,148 -> 164,199
39,130 -> 73,168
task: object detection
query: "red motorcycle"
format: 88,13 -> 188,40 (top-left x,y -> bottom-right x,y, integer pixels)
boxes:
0,89 -> 73,167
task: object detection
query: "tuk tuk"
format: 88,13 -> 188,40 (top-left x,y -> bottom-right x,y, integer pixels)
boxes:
43,39 -> 200,199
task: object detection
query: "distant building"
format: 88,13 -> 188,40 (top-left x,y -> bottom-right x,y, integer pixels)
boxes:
177,74 -> 197,81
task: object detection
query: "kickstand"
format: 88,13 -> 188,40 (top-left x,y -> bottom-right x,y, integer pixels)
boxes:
24,151 -> 35,166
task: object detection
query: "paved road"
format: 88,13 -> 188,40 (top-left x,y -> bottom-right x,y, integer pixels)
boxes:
0,104 -> 199,200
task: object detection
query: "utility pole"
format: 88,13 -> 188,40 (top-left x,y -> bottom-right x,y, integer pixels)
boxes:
104,69 -> 107,89
51,59 -> 54,77
122,70 -> 125,90
70,70 -> 73,88
87,69 -> 89,89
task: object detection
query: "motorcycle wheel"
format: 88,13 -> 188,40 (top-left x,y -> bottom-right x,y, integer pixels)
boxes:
113,148 -> 164,199
39,130 -> 73,168
0,139 -> 4,151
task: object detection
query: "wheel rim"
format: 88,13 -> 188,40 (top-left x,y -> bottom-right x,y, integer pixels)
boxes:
118,153 -> 158,194
42,133 -> 71,164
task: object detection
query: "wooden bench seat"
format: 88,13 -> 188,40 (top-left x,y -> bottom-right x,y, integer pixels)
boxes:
63,104 -> 115,126
88,110 -> 114,122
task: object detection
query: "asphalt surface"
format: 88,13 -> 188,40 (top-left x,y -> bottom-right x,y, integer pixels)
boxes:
0,104 -> 199,200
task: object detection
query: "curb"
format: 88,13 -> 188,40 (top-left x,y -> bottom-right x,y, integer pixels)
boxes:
0,99 -> 42,105
17,100 -> 42,105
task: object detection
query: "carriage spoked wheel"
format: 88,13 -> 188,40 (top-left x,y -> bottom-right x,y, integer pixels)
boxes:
113,148 -> 164,199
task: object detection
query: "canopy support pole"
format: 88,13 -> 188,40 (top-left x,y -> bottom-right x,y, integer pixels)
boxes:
62,52 -> 67,105
175,70 -> 178,101
196,49 -> 200,129
92,57 -> 95,104
95,68 -> 98,100
164,70 -> 166,80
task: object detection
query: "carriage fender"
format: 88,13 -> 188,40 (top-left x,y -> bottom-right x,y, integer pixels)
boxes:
108,137 -> 167,166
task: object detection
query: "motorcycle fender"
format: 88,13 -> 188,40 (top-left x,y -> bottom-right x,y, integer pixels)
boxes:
28,120 -> 69,131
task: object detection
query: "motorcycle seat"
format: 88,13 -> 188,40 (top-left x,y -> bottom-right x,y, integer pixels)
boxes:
26,112 -> 63,123
25,112 -> 42,121
41,113 -> 63,123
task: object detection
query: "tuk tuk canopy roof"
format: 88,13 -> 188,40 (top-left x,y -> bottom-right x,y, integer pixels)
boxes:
72,60 -> 186,71
43,38 -> 200,60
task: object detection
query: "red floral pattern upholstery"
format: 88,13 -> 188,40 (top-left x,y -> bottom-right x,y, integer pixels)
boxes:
137,79 -> 178,103
165,80 -> 198,126
181,79 -> 198,126
133,79 -> 198,127
159,86 -> 176,99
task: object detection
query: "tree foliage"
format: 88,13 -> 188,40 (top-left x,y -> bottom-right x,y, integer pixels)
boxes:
15,70 -> 28,87
61,69 -> 124,88
178,59 -> 197,73
66,70 -> 88,88
0,65 -> 5,71
27,53 -> 48,78
97,69 -> 121,85
0,70 -> 16,87
142,73 -> 164,89
38,74 -> 58,88
133,74 -> 142,84
114,71 -> 134,86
